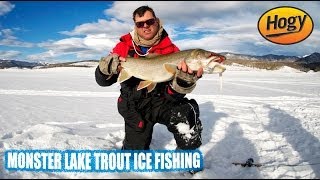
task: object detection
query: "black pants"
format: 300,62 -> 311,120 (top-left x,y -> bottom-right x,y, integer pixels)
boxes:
118,95 -> 203,150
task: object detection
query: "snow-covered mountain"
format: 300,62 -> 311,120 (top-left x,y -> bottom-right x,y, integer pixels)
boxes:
221,52 -> 300,62
296,52 -> 320,63
0,59 -> 97,69
1,52 -> 319,70
0,59 -> 45,69
221,52 -> 320,64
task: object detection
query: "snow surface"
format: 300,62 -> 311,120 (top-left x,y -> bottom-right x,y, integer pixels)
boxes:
69,61 -> 99,67
0,65 -> 320,178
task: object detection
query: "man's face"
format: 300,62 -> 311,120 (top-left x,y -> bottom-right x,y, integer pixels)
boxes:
134,11 -> 159,40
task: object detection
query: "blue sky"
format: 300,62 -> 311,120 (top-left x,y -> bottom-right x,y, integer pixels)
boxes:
0,1 -> 319,62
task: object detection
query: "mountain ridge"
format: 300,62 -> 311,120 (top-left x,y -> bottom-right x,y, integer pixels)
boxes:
1,52 -> 319,71
221,52 -> 320,63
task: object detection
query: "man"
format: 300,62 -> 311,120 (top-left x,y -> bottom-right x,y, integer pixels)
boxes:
95,6 -> 203,150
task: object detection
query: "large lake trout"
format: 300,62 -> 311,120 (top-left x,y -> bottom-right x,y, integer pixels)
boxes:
118,49 -> 226,92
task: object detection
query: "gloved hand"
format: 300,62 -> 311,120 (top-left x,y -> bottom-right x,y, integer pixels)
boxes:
99,54 -> 120,75
170,60 -> 203,94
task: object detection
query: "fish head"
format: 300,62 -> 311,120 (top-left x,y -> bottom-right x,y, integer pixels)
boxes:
186,49 -> 226,74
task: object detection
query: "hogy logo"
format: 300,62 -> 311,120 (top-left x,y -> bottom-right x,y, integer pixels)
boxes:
266,15 -> 306,37
258,6 -> 313,45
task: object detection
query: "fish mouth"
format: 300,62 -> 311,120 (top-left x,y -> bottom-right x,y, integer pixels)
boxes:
208,53 -> 226,63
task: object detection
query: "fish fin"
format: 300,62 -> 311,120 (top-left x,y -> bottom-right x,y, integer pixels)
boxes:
147,82 -> 157,93
145,53 -> 160,58
137,80 -> 153,91
117,69 -> 132,83
163,63 -> 177,74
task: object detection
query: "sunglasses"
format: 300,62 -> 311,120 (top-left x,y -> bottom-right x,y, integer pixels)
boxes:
135,18 -> 156,28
